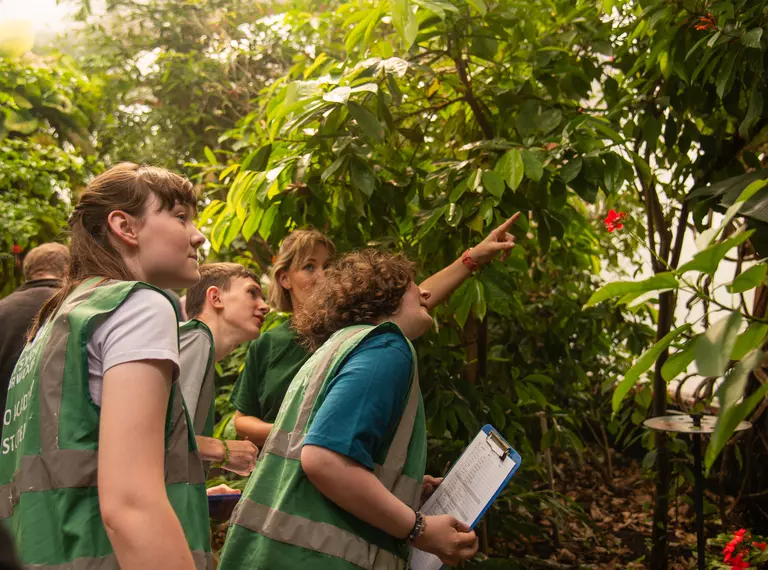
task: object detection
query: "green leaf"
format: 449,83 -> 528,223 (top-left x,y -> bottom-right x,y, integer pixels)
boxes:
466,0 -> 487,16
661,339 -> 696,382
731,322 -> 768,361
603,153 -> 623,193
345,7 -> 381,53
520,149 -> 543,182
741,28 -> 763,49
482,170 -> 505,198
560,158 -> 582,184
680,230 -> 754,274
391,0 -> 418,50
449,179 -> 468,203
696,180 -> 767,248
204,146 -> 217,165
349,157 -> 375,197
242,208 -> 264,241
347,101 -> 385,141
727,263 -> 767,294
739,88 -> 763,139
585,272 -> 679,307
323,86 -> 352,104
322,156 -> 347,182
242,144 -> 272,172
706,350 -> 767,470
495,149 -> 524,190
695,313 -> 743,377
197,200 -> 225,226
415,205 -> 448,241
612,325 -> 691,413
223,215 -> 244,247
470,279 -> 486,321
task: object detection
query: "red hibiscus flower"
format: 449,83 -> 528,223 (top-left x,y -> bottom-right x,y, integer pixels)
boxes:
753,541 -> 767,551
604,209 -> 627,232
11,244 -> 23,255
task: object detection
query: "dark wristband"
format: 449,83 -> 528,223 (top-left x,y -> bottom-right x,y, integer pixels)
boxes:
406,510 -> 425,543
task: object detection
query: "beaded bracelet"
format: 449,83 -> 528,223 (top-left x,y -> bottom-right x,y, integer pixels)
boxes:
211,439 -> 230,469
406,510 -> 426,543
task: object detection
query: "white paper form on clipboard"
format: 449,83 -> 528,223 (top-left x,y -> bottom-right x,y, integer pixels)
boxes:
411,425 -> 522,570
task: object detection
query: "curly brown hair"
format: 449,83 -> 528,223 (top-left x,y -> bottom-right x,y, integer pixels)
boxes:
292,249 -> 414,351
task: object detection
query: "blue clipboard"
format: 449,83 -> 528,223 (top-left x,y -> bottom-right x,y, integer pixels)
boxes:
411,424 -> 522,570
466,424 -> 522,530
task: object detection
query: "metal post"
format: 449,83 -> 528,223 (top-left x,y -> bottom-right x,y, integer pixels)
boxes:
691,414 -> 705,570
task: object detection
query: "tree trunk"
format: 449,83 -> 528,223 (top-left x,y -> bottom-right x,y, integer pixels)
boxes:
650,290 -> 674,570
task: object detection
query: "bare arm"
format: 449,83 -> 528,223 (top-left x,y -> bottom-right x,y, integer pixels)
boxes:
233,410 -> 273,447
195,435 -> 258,476
301,445 -> 478,565
98,360 -> 195,570
419,212 -> 521,310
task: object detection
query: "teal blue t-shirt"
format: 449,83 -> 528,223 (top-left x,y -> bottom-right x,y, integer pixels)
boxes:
304,331 -> 413,471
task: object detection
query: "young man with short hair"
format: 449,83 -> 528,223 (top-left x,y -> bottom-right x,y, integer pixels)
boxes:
178,262 -> 269,478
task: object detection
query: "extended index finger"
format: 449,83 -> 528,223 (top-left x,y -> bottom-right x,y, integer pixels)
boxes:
495,212 -> 521,234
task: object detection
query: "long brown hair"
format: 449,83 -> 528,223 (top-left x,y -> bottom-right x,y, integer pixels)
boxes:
292,249 -> 414,351
27,163 -> 197,340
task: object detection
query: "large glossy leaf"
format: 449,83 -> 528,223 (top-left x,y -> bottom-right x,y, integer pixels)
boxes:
347,101 -> 385,141
726,263 -> 767,294
494,149 -> 524,190
612,324 -> 691,412
695,179 -> 767,248
585,272 -> 679,307
731,322 -> 768,361
349,157 -> 375,197
391,0 -> 418,50
520,149 -> 543,182
679,230 -> 755,274
695,313 -> 742,377
661,339 -> 696,382
706,350 -> 767,470
482,170 -> 505,198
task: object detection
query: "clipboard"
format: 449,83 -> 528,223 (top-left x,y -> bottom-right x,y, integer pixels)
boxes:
411,424 -> 522,570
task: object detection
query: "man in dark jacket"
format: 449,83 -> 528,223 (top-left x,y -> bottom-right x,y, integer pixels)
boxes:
0,243 -> 69,428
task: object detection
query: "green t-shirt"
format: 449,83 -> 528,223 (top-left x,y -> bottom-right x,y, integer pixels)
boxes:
229,320 -> 310,422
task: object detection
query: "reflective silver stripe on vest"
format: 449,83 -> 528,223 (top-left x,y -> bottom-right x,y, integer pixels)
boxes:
24,549 -> 212,570
231,498 -> 400,570
0,449 -> 204,519
260,326 -> 367,460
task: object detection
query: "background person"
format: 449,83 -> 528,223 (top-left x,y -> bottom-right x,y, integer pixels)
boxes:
0,242 -> 69,424
0,163 -> 211,570
218,250 -> 479,569
177,262 -> 266,482
230,214 -> 519,447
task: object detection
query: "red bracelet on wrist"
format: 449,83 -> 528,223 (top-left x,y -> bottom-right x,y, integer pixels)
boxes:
461,249 -> 480,272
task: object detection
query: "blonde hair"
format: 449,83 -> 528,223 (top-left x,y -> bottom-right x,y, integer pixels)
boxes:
268,229 -> 335,313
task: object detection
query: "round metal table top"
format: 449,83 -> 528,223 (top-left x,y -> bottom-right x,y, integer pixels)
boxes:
643,414 -> 752,434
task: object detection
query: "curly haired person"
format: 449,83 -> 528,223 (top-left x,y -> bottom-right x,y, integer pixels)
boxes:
218,250 -> 480,570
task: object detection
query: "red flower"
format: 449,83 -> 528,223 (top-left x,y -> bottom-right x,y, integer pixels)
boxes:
753,541 -> 767,551
694,14 -> 717,31
604,209 -> 627,232
11,244 -> 23,255
735,529 -> 747,538
729,554 -> 749,569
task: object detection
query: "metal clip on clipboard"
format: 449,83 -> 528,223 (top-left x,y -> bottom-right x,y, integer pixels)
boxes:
485,429 -> 511,461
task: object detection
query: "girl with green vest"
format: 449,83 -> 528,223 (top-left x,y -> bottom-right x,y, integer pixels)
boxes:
218,250 -> 481,570
0,163 -> 211,570
231,215 -> 520,448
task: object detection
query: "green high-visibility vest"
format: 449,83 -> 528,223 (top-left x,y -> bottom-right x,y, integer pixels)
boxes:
219,323 -> 427,570
178,319 -> 217,438
0,279 -> 212,569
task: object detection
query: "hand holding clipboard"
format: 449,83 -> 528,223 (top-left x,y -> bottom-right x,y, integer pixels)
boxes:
411,425 -> 522,570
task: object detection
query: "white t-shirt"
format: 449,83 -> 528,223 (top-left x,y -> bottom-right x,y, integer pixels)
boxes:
87,288 -> 180,406
178,324 -> 214,423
